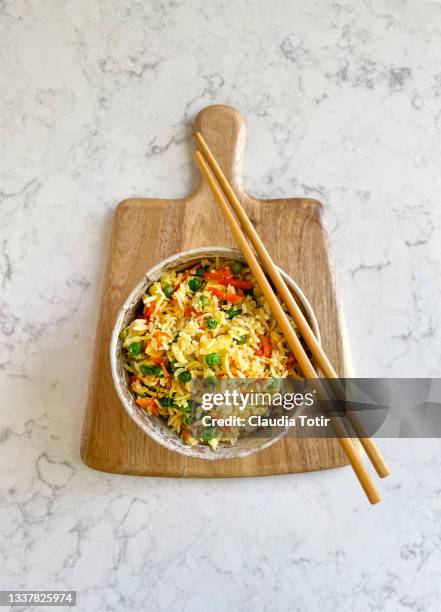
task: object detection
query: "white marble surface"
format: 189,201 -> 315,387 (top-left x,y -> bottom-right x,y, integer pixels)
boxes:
1,1 -> 441,610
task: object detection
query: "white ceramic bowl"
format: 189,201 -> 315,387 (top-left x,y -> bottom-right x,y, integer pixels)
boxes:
110,247 -> 320,460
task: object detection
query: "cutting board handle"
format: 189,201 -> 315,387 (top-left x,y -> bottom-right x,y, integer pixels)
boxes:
193,104 -> 246,197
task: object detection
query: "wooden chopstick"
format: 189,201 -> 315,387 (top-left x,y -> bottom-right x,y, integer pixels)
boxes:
194,149 -> 381,505
195,131 -> 390,480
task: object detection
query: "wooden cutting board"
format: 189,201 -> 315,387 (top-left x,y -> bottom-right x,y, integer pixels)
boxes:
81,104 -> 353,477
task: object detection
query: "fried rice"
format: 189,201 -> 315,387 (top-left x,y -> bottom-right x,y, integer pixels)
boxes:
120,257 -> 303,449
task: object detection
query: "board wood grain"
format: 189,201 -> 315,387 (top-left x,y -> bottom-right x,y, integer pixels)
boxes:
81,104 -> 353,477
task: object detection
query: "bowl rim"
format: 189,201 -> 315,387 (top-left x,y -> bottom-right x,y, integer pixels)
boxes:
110,246 -> 320,460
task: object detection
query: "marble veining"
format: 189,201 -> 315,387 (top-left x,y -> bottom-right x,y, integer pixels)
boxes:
1,1 -> 441,610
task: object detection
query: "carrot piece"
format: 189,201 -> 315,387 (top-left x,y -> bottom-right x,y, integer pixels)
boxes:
204,265 -> 233,281
151,401 -> 160,416
208,287 -> 243,304
152,330 -> 172,348
261,335 -> 273,358
182,430 -> 192,442
144,302 -> 155,320
136,397 -> 160,416
216,278 -> 254,290
150,354 -> 165,364
183,306 -> 204,317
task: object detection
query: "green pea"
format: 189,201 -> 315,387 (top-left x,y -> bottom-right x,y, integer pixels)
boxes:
226,306 -> 240,319
266,377 -> 278,390
205,352 -> 221,366
178,370 -> 192,383
205,317 -> 218,329
140,364 -> 162,376
201,427 -> 215,442
129,341 -> 143,356
205,376 -> 216,386
231,261 -> 242,275
181,401 -> 192,413
188,277 -> 202,291
199,295 -> 209,307
196,266 -> 208,277
233,335 -> 247,344
159,396 -> 175,407
162,284 -> 174,298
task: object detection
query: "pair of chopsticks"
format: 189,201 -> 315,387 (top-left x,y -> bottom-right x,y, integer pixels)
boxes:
194,132 -> 390,504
